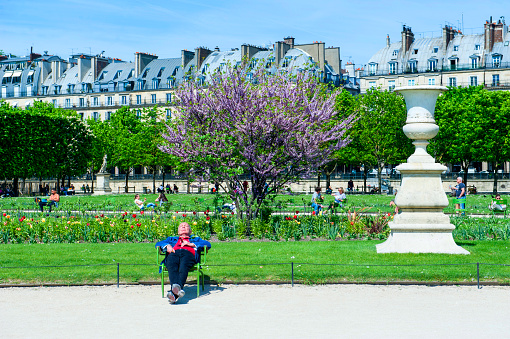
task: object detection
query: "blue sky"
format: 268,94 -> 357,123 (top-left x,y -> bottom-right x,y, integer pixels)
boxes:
1,0 -> 509,67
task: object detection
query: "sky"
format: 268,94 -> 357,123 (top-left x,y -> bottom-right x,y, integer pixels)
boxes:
1,0 -> 509,68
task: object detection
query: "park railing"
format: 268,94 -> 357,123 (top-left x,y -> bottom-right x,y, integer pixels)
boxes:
1,261 -> 509,290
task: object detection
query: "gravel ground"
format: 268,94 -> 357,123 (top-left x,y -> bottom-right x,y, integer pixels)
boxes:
1,284 -> 509,339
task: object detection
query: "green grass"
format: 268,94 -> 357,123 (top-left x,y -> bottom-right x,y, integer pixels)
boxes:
1,241 -> 509,285
0,192 -> 500,215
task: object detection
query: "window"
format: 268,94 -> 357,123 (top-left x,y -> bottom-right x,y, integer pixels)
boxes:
152,79 -> 159,89
157,67 -> 165,77
65,98 -> 71,108
166,93 -> 172,103
79,112 -> 84,120
151,94 -> 157,104
408,61 -> 417,73
166,109 -> 172,120
453,45 -> 459,51
68,84 -> 75,94
79,98 -> 85,107
52,99 -> 58,107
392,49 -> 399,56
107,96 -> 113,106
413,49 -> 418,55
368,81 -> 376,88
433,47 -> 439,53
389,62 -> 397,74
449,77 -> 457,87
450,59 -> 457,70
492,55 -> 502,68
471,57 -> 479,69
121,95 -> 127,105
113,70 -> 122,80
137,80 -> 144,90
93,97 -> 99,106
408,79 -> 415,86
282,57 -> 292,68
428,59 -> 437,71
54,86 -> 61,95
470,76 -> 478,86
27,73 -> 34,83
142,68 -> 150,78
136,110 -> 142,119
42,86 -> 48,95
368,63 -> 378,76
136,95 -> 141,104
475,44 -> 481,51
492,74 -> 500,86
428,78 -> 436,85
106,112 -> 112,121
388,80 -> 395,91
505,41 -> 510,47
93,112 -> 99,121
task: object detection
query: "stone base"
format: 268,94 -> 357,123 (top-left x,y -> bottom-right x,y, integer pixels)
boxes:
94,173 -> 112,196
376,228 -> 469,254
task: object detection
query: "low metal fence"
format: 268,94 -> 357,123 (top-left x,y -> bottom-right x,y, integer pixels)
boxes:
1,261 -> 509,289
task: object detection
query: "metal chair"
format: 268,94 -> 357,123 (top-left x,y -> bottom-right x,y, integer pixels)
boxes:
157,246 -> 208,298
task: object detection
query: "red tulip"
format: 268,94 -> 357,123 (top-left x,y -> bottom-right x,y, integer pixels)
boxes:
295,211 -> 299,214
312,211 -> 316,215
132,214 -> 136,218
140,210 -> 144,215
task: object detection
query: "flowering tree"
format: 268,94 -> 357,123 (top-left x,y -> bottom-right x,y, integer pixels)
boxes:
161,66 -> 353,220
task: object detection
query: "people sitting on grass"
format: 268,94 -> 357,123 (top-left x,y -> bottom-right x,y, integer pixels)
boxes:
173,184 -> 179,193
156,222 -> 211,304
489,194 -> 507,212
155,192 -> 168,207
38,189 -> 60,212
311,187 -> 323,215
327,187 -> 346,213
134,194 -> 156,211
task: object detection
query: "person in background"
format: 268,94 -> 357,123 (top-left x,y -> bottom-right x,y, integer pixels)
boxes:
452,177 -> 466,215
311,187 -> 323,215
134,194 -> 156,210
39,189 -> 60,212
155,192 -> 169,207
173,184 -> 179,193
489,194 -> 507,212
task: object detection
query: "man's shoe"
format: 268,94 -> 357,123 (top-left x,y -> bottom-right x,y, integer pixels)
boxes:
172,283 -> 181,295
167,291 -> 176,304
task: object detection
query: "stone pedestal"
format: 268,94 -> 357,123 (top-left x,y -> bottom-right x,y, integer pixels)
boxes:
376,86 -> 469,254
94,172 -> 112,195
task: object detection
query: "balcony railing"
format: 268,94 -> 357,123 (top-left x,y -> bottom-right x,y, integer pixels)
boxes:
361,62 -> 510,77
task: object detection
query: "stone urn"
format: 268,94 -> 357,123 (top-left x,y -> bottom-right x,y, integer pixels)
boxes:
376,85 -> 469,254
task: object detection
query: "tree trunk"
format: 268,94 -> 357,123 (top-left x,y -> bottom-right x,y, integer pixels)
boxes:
12,177 -> 19,197
125,168 -> 129,193
492,162 -> 498,195
378,164 -> 383,195
317,171 -> 321,188
56,177 -> 60,195
162,168 -> 166,186
152,167 -> 156,195
363,168 -> 368,194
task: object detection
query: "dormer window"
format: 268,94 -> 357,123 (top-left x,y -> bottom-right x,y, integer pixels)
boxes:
392,49 -> 399,56
142,68 -> 150,78
475,44 -> 481,51
413,49 -> 418,55
157,67 -> 165,77
408,60 -> 417,73
492,54 -> 502,68
368,63 -> 378,76
453,45 -> 459,51
470,55 -> 480,69
388,61 -> 397,74
433,47 -> 439,53
98,71 -> 107,81
428,59 -> 437,71
113,70 -> 122,80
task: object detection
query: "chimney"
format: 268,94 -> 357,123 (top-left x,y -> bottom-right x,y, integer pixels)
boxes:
401,25 -> 414,53
283,36 -> 295,48
241,44 -> 267,62
134,52 -> 158,77
214,46 -> 220,52
442,25 -> 456,52
181,50 -> 195,68
345,62 -> 355,77
386,35 -> 390,47
77,55 -> 91,82
484,19 -> 507,52
274,41 -> 291,65
194,47 -> 212,69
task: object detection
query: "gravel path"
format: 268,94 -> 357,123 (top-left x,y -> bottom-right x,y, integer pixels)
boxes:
1,284 -> 509,338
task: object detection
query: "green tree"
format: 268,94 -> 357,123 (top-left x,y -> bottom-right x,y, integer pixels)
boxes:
335,88 -> 412,192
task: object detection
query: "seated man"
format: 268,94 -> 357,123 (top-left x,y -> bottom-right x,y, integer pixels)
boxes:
156,222 -> 211,304
327,187 -> 346,212
38,189 -> 60,212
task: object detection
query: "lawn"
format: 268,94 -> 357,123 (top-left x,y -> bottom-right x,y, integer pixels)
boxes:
0,192 -> 499,215
1,241 -> 509,285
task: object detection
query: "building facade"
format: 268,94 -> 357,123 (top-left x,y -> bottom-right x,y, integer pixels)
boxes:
1,37 -> 357,123
360,18 -> 510,93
